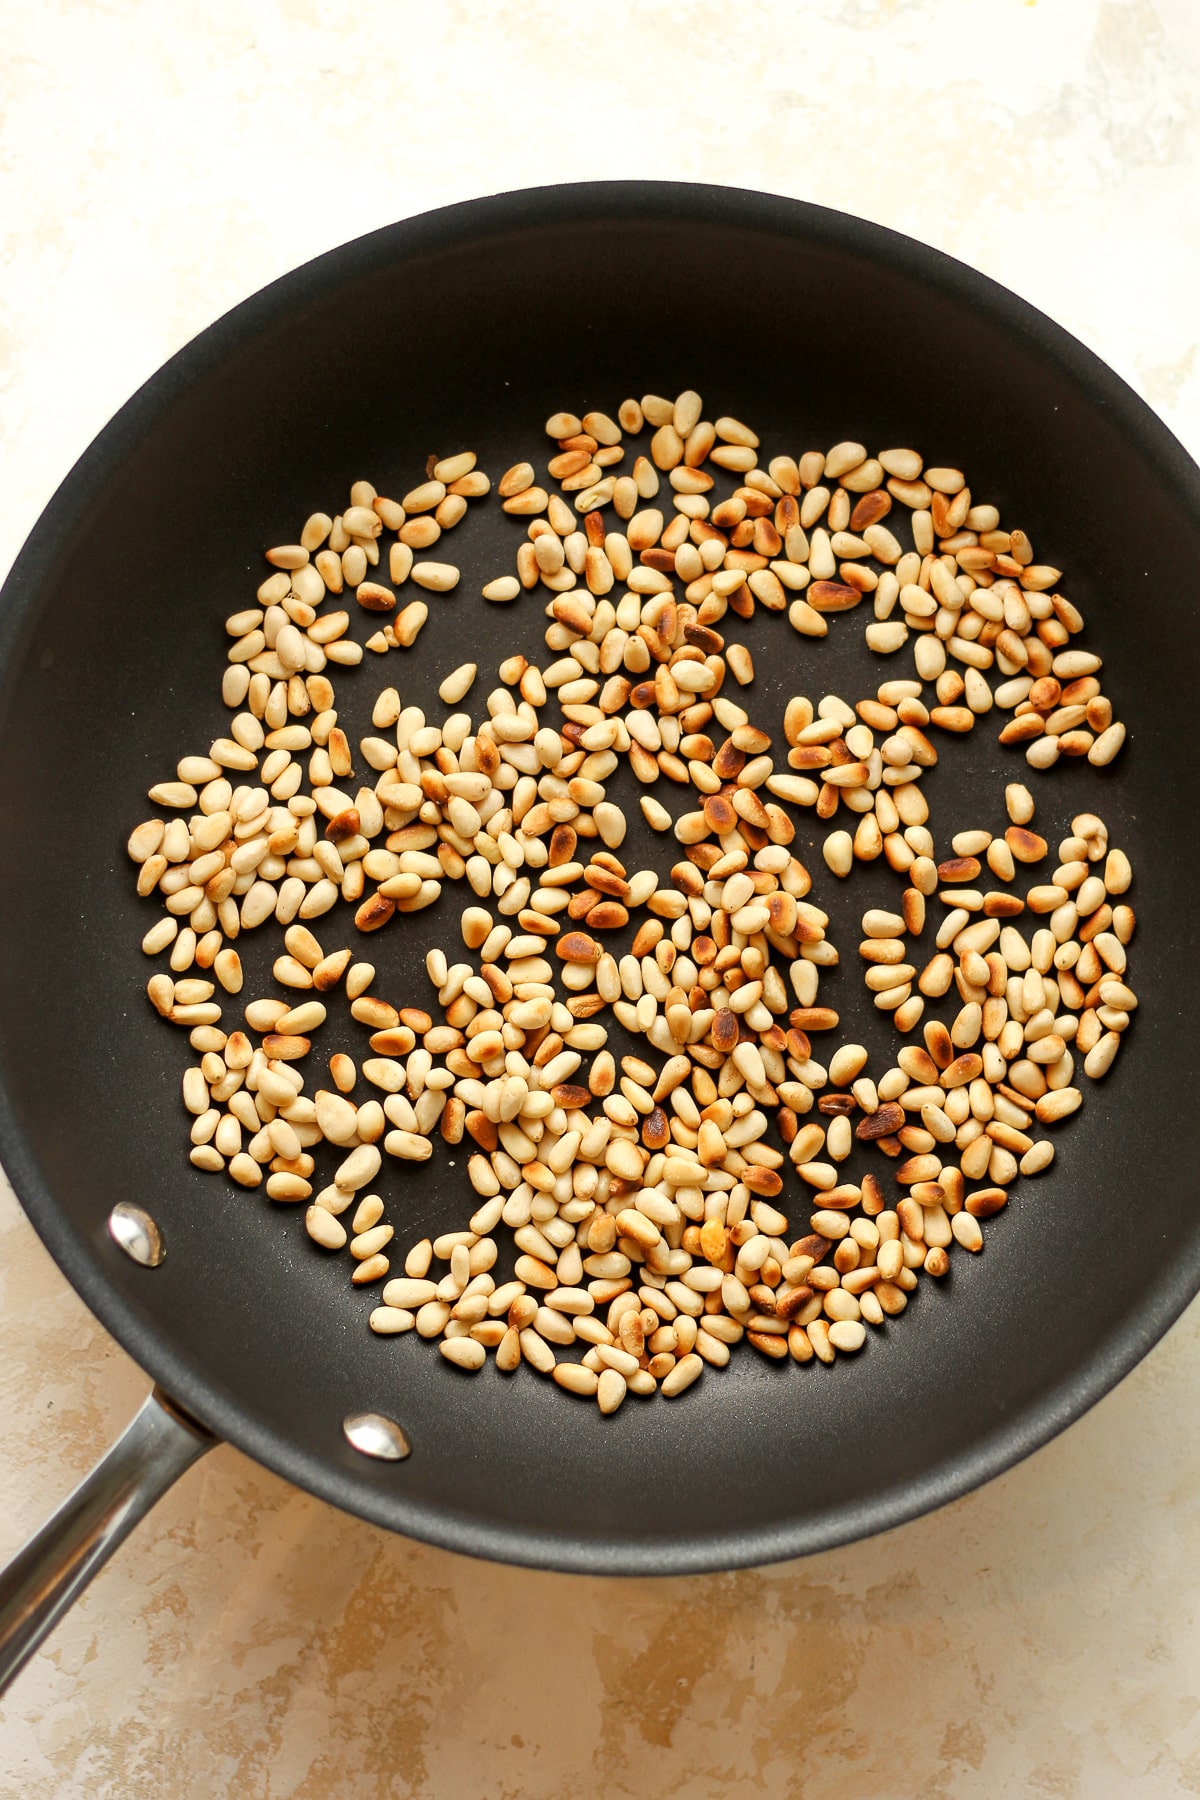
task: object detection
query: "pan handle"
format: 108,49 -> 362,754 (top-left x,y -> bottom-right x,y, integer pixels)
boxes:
0,1386 -> 216,1696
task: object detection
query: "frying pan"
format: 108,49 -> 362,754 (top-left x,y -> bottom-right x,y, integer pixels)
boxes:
2,182 -> 1199,1694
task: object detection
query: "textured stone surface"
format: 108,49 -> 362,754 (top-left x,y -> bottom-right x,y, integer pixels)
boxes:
2,2 -> 1199,1794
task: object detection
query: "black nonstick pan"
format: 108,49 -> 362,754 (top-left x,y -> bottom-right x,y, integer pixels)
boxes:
1,182 -> 1198,1691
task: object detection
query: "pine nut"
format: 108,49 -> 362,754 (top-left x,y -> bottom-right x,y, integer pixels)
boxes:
132,424 -> 1140,1414
660,1353 -> 704,1397
597,1369 -> 628,1413
306,1206 -> 347,1250
369,1306 -> 415,1335
438,662 -> 477,703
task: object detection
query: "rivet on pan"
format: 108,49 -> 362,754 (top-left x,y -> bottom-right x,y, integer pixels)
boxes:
108,1202 -> 165,1268
343,1413 -> 411,1462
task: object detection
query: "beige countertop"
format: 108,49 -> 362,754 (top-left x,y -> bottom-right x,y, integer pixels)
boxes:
2,2 -> 1200,1794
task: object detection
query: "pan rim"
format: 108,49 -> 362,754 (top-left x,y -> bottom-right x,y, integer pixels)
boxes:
2,178 -> 1199,1577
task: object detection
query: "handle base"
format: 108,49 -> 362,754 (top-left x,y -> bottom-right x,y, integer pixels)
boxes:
0,1387 -> 216,1696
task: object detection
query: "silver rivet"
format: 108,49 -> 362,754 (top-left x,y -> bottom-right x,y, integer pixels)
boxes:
343,1412 -> 411,1461
108,1202 -> 165,1268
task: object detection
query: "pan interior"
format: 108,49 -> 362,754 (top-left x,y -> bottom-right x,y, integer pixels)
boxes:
0,185 -> 1197,1574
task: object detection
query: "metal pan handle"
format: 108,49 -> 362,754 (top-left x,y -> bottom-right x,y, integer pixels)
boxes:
0,1387 -> 216,1696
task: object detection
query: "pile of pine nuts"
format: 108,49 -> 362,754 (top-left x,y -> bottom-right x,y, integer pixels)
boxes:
127,397 -> 1136,1412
